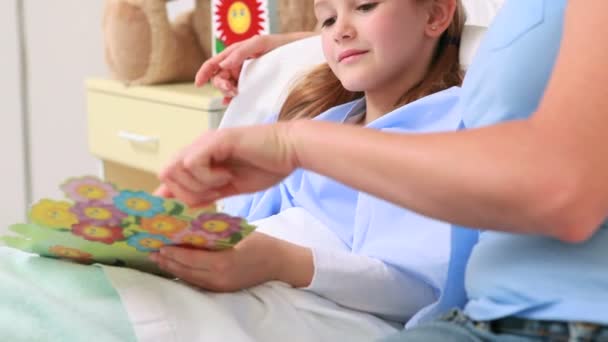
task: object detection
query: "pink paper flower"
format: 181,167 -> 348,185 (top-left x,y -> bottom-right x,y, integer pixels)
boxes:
190,213 -> 243,238
70,201 -> 127,227
61,176 -> 118,204
172,230 -> 219,249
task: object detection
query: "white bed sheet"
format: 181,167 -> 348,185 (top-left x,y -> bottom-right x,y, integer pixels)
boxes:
103,208 -> 400,342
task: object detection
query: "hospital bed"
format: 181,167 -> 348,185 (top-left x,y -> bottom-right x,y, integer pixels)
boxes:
0,1 -> 503,341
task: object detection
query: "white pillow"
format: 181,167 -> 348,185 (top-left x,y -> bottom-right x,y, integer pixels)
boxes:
219,36 -> 325,128
460,0 -> 504,69
219,0 -> 504,128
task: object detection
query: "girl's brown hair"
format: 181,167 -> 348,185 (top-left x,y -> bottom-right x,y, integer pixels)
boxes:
278,0 -> 465,121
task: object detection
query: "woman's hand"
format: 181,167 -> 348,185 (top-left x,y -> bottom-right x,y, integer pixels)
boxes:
150,232 -> 314,292
195,32 -> 316,104
155,122 -> 299,207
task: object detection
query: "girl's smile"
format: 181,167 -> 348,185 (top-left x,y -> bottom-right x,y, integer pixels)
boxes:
338,49 -> 370,64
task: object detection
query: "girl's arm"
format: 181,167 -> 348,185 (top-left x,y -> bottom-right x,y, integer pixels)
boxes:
195,32 -> 317,103
291,0 -> 608,242
153,232 -> 436,322
301,248 -> 436,323
271,203 -> 447,323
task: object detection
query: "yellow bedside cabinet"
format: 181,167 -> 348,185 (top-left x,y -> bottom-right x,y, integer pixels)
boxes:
86,79 -> 225,192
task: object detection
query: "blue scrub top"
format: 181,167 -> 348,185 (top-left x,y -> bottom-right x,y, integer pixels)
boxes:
439,0 -> 608,325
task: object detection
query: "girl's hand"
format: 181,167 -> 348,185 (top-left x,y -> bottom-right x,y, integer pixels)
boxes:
150,232 -> 314,292
156,122 -> 298,207
195,33 -> 316,104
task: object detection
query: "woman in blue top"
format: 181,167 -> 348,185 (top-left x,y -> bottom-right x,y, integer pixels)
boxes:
159,0 -> 608,341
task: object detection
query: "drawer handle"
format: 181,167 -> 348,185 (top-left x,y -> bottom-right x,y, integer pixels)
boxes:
117,131 -> 159,145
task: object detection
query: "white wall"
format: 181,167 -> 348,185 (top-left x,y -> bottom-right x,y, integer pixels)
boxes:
0,1 -> 110,232
0,0 -> 198,232
22,0 -> 196,203
24,1 -> 107,201
0,0 -> 27,233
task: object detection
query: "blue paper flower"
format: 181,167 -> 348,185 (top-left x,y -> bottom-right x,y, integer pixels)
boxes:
113,191 -> 165,217
127,233 -> 172,252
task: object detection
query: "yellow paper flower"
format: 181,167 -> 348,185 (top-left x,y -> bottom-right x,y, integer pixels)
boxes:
30,200 -> 78,229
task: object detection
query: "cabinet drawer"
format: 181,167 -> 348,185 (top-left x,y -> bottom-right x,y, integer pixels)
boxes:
87,91 -> 220,173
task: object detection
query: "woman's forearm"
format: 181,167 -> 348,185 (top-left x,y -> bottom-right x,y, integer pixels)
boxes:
290,119 -> 604,242
289,1 -> 608,242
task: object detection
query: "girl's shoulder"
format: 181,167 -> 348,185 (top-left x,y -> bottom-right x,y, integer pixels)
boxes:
314,99 -> 365,123
373,87 -> 462,132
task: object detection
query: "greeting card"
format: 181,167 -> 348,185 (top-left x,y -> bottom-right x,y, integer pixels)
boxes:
0,176 -> 255,275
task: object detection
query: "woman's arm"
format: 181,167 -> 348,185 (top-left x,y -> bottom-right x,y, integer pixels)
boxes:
290,0 -> 608,242
159,1 -> 608,242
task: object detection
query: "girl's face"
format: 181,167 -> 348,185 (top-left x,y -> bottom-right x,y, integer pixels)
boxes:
315,0 -> 431,93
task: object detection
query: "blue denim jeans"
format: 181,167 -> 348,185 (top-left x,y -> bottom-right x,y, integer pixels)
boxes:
381,309 -> 608,342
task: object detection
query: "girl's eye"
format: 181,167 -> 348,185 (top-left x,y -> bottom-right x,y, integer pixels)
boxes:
321,17 -> 337,28
357,2 -> 378,12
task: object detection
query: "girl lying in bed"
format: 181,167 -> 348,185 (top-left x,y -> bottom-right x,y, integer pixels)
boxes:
0,0 -> 464,340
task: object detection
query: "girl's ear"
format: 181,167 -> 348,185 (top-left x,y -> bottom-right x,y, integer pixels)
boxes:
424,0 -> 457,38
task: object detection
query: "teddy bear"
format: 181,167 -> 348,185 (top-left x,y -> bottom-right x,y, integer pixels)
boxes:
103,0 -> 317,85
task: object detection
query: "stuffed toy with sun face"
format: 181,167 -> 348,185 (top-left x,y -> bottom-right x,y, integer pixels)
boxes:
103,0 -> 316,85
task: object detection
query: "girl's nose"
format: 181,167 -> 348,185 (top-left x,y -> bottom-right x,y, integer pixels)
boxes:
333,17 -> 356,43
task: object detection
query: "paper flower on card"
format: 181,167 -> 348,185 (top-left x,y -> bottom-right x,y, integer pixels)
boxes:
140,215 -> 189,238
191,213 -> 243,238
127,233 -> 172,253
30,200 -> 78,229
113,191 -> 165,218
72,222 -> 125,244
173,230 -> 219,249
1,176 -> 256,275
215,0 -> 266,47
70,201 -> 127,227
49,245 -> 93,263
61,176 -> 119,204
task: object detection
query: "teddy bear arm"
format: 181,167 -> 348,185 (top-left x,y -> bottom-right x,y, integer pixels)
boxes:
104,0 -> 152,82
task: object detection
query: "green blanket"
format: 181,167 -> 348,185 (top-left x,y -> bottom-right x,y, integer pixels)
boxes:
0,247 -> 136,341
